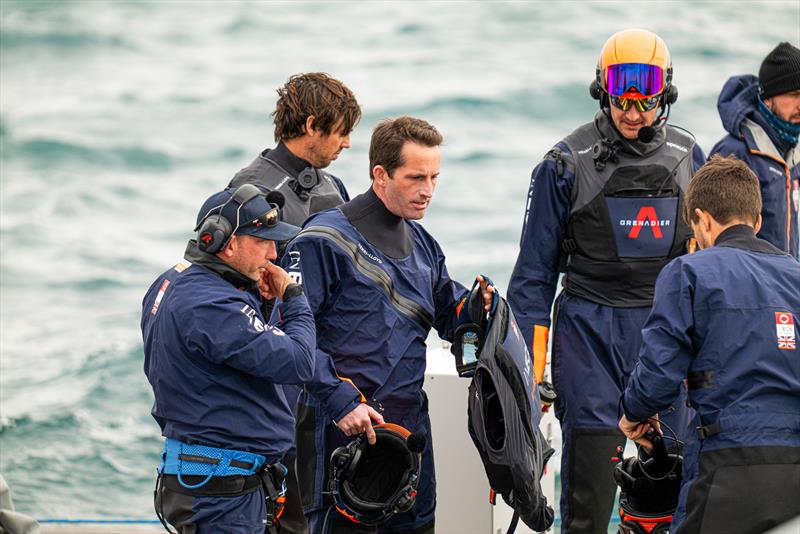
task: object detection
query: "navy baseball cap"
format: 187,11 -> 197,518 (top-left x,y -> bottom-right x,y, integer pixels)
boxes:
195,185 -> 300,242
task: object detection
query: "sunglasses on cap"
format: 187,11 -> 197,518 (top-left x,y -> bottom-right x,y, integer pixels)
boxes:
239,204 -> 279,231
609,94 -> 661,112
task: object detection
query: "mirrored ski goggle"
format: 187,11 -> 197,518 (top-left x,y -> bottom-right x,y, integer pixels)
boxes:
609,94 -> 661,112
605,63 -> 666,98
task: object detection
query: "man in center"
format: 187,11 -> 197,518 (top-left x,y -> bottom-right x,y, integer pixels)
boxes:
508,29 -> 705,532
282,116 -> 494,533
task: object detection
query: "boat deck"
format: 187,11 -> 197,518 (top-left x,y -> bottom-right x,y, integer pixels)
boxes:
41,524 -> 163,533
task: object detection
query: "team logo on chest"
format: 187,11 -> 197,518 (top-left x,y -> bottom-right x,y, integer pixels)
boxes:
622,206 -> 670,239
775,312 -> 796,350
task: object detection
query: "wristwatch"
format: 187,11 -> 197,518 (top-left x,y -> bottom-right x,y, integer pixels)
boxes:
282,283 -> 304,300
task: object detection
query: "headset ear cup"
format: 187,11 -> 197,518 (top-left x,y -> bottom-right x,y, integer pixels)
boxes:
665,84 -> 678,105
589,79 -> 602,101
345,445 -> 363,479
197,216 -> 232,254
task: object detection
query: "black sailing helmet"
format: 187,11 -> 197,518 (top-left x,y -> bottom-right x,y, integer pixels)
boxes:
329,423 -> 426,526
613,431 -> 683,533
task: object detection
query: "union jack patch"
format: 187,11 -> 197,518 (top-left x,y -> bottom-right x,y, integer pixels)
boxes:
775,312 -> 796,350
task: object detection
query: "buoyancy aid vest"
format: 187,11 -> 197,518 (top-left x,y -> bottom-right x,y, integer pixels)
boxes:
556,115 -> 695,307
230,148 -> 346,226
466,294 -> 555,533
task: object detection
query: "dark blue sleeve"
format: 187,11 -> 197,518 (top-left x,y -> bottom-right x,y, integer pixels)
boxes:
429,238 -> 469,341
691,143 -> 706,172
331,175 -> 350,202
507,145 -> 575,351
281,236 -> 362,422
622,259 -> 696,421
184,292 -> 316,384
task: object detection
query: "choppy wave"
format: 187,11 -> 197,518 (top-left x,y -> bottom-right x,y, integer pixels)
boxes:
3,137 -> 174,170
1,0 -> 798,524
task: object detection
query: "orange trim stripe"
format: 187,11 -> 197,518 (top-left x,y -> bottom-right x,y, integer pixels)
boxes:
455,297 -> 466,318
337,375 -> 367,403
375,422 -> 412,438
336,505 -> 361,524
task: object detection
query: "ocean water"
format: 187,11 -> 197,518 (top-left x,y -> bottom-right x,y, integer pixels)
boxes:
1,0 -> 798,524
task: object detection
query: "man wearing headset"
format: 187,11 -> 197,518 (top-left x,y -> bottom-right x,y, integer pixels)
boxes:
142,185 -> 315,534
229,71 -> 361,533
507,29 -> 705,532
282,116 -> 494,533
619,155 -> 800,533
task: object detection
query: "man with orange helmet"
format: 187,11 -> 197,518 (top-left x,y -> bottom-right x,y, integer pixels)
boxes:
508,29 -> 705,532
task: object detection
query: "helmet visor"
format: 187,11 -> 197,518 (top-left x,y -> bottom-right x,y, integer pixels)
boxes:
605,63 -> 665,98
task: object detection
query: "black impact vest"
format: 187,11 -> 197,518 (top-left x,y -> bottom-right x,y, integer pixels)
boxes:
229,148 -> 346,227
555,115 -> 695,307
467,296 -> 555,533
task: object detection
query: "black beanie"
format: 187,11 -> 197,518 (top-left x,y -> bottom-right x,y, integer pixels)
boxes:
759,42 -> 800,99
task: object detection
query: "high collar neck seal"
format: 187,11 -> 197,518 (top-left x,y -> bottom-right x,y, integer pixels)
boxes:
262,141 -> 314,177
340,187 -> 413,259
595,110 -> 666,157
184,240 -> 257,290
714,224 -> 784,255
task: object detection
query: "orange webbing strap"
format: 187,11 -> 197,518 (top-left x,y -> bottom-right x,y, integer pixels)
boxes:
532,325 -> 549,384
337,375 -> 367,403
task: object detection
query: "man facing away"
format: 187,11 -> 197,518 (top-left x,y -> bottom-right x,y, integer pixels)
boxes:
142,185 -> 314,533
282,116 -> 494,533
710,41 -> 800,259
507,28 -> 705,532
620,155 -> 800,533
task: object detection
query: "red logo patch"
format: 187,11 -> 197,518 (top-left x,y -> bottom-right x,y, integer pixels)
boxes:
628,206 -> 663,239
775,312 -> 796,350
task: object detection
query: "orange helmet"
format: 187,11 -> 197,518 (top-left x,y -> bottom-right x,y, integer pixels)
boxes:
591,29 -> 676,110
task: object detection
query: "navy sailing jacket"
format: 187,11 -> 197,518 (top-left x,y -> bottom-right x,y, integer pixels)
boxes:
281,208 -> 467,423
623,226 -> 800,450
141,241 -> 316,459
710,74 -> 799,259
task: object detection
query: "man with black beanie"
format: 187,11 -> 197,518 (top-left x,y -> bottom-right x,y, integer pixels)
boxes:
710,41 -> 800,259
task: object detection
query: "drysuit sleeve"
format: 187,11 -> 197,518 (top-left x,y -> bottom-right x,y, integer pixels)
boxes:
280,236 -> 364,423
691,143 -> 707,172
507,144 -> 575,382
430,239 -> 469,341
622,259 -> 696,421
183,291 -> 316,384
